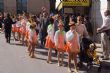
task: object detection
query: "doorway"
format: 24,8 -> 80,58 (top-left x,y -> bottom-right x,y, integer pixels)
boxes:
0,0 -> 4,12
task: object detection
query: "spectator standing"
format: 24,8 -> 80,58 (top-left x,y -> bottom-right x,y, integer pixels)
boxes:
97,10 -> 110,60
4,13 -> 14,43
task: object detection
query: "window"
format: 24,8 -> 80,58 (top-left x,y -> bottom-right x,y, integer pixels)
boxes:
0,0 -> 4,12
16,0 -> 27,14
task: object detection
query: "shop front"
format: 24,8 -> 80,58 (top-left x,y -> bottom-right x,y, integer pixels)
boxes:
56,0 -> 91,32
57,0 -> 91,15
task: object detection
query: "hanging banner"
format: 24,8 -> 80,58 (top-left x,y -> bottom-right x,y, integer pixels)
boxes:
62,0 -> 90,6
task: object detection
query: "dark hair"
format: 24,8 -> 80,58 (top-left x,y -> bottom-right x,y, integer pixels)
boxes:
30,25 -> 33,29
49,18 -> 54,24
30,24 -> 36,29
7,13 -> 10,18
71,15 -> 76,22
105,10 -> 110,15
69,24 -> 75,27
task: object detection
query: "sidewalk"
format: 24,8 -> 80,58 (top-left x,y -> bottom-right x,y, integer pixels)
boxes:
95,43 -> 102,52
95,43 -> 103,57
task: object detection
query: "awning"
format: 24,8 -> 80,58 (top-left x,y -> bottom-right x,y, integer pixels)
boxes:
57,0 -> 90,11
63,0 -> 90,6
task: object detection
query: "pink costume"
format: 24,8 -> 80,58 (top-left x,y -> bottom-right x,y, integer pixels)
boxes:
12,23 -> 17,32
28,29 -> 37,44
66,30 -> 80,53
25,21 -> 31,40
54,30 -> 66,52
45,24 -> 55,49
20,19 -> 27,35
16,21 -> 21,33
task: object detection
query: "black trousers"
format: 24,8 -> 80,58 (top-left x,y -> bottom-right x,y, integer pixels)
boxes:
40,31 -> 47,47
79,38 -> 93,63
0,24 -> 2,28
5,29 -> 11,43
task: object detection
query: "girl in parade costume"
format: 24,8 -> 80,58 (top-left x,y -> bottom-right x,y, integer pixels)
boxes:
25,18 -> 31,47
20,15 -> 27,45
66,21 -> 80,73
12,15 -> 17,41
54,21 -> 66,66
15,16 -> 21,41
45,18 -> 55,63
28,20 -> 37,58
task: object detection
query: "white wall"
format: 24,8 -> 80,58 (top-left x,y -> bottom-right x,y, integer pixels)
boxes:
100,0 -> 108,25
27,0 -> 50,14
4,0 -> 16,14
107,1 -> 110,10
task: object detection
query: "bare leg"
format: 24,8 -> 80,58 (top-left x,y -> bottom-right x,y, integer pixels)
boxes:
28,42 -> 31,52
29,41 -> 33,57
68,53 -> 71,72
73,53 -> 77,67
47,49 -> 52,63
29,45 -> 32,57
21,34 -> 25,45
61,52 -> 64,66
31,43 -> 36,58
12,32 -> 16,41
58,52 -> 61,66
73,53 -> 78,73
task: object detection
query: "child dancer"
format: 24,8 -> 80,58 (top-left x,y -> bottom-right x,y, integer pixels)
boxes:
28,20 -> 37,58
66,21 -> 80,73
54,21 -> 66,66
12,15 -> 17,41
45,18 -> 55,63
16,17 -> 21,41
25,18 -> 31,47
20,15 -> 27,45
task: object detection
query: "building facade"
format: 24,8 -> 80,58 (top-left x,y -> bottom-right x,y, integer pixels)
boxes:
56,0 -> 110,42
0,0 -> 4,12
0,0 -> 50,14
56,0 -> 91,15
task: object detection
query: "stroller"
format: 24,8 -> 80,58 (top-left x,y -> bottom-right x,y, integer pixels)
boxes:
78,38 -> 101,72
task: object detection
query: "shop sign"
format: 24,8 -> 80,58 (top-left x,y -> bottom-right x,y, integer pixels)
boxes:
62,0 -> 90,6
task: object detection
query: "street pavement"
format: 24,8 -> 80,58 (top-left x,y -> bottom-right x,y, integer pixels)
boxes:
0,32 -> 110,73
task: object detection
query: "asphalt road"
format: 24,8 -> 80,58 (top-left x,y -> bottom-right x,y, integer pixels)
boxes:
0,32 -> 110,73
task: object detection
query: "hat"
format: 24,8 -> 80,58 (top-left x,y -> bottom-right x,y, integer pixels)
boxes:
69,21 -> 75,26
